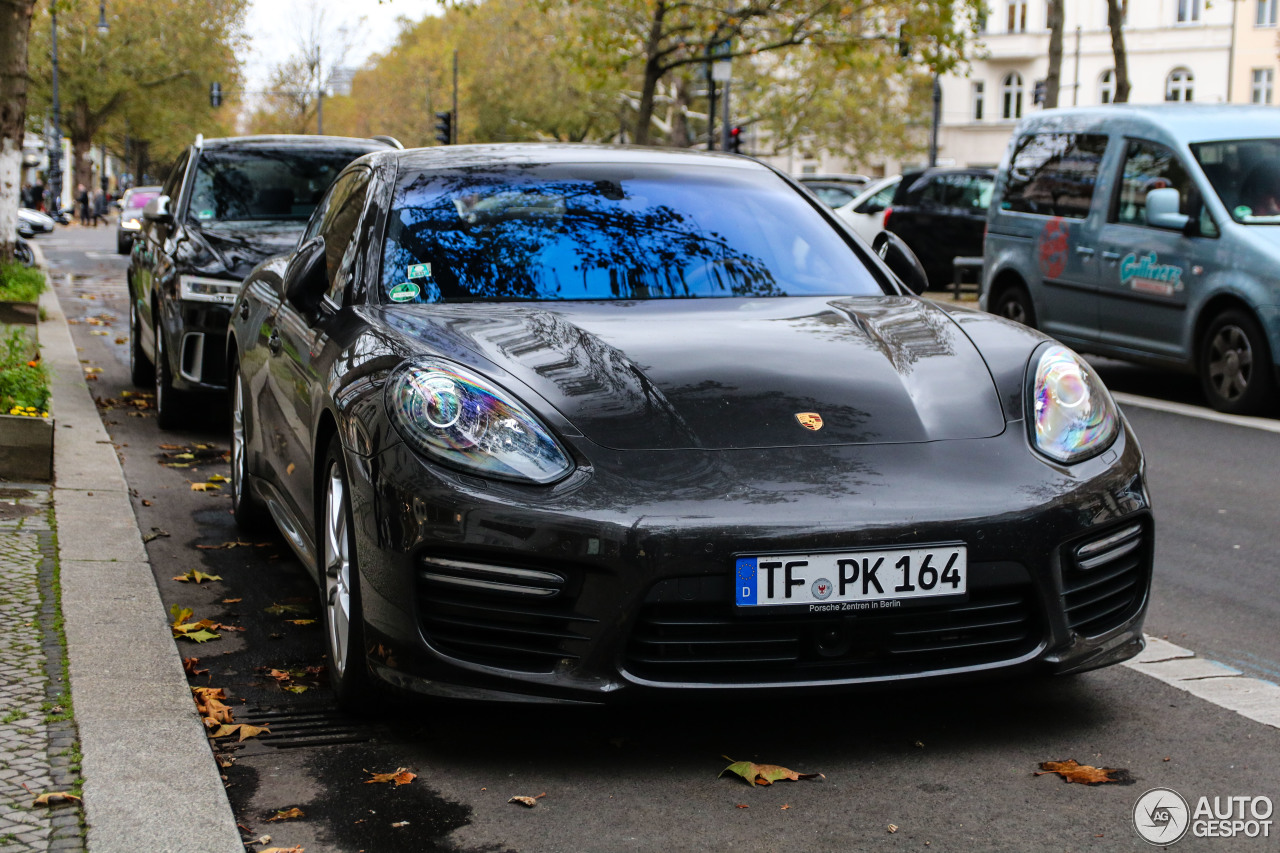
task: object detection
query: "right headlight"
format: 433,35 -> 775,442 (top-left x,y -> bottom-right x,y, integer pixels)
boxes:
1028,344 -> 1118,464
385,358 -> 573,484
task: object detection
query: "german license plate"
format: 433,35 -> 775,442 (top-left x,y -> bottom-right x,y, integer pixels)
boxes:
734,544 -> 967,612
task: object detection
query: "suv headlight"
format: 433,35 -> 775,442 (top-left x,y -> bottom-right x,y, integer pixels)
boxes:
1028,344 -> 1118,464
386,359 -> 573,484
179,275 -> 241,304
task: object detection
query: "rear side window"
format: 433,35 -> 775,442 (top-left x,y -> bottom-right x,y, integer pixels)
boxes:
919,173 -> 993,211
1000,132 -> 1109,218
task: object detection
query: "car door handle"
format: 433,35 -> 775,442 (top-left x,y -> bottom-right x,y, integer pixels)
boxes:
1101,251 -> 1121,262
267,329 -> 282,355
1075,246 -> 1096,257
239,302 -> 250,321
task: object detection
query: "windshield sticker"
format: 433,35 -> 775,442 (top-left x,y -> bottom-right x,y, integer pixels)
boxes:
407,263 -> 432,280
1038,218 -> 1068,280
197,209 -> 215,220
388,281 -> 421,303
1120,252 -> 1184,297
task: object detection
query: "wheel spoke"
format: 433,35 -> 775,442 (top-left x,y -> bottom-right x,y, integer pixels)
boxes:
325,463 -> 351,675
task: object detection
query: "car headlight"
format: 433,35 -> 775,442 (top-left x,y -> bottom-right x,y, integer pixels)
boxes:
1028,344 -> 1118,464
179,275 -> 241,305
122,218 -> 141,231
385,359 -> 573,484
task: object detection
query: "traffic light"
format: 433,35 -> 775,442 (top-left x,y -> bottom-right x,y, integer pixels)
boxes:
728,126 -> 742,154
1033,80 -> 1047,105
209,81 -> 222,108
434,111 -> 453,145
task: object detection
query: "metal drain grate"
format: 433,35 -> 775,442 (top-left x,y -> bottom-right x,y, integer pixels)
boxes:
238,707 -> 371,750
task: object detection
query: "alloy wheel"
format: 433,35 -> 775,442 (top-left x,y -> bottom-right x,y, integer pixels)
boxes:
324,461 -> 352,676
1206,323 -> 1252,403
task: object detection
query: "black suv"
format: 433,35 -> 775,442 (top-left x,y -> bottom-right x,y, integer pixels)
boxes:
883,167 -> 994,290
127,134 -> 400,427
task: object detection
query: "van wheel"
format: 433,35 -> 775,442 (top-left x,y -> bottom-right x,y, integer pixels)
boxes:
1198,309 -> 1276,415
992,286 -> 1037,328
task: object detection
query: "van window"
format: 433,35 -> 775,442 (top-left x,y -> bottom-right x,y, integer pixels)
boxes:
1001,132 -> 1109,218
1114,139 -> 1192,226
1191,138 -> 1280,223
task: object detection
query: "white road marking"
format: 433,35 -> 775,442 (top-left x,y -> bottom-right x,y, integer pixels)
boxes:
1112,391 -> 1280,434
1125,636 -> 1280,728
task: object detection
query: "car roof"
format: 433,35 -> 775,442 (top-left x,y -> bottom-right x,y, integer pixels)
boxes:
198,134 -> 399,152
366,143 -> 773,173
1014,104 -> 1280,145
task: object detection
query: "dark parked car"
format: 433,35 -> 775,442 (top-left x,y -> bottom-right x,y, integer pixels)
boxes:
127,134 -> 402,428
228,143 -> 1152,711
884,167 -> 995,290
797,174 -> 870,208
115,185 -> 161,254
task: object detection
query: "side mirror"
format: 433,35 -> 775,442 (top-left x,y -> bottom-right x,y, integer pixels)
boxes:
872,231 -> 929,295
142,195 -> 173,224
1146,187 -> 1190,231
283,237 -> 329,314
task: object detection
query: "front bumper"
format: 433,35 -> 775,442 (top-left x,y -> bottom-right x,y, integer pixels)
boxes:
347,421 -> 1152,704
167,300 -> 232,392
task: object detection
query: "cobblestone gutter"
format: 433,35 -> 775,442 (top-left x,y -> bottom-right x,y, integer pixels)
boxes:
0,484 -> 85,852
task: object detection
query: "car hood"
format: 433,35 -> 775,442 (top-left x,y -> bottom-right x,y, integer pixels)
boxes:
372,297 -> 1007,450
189,221 -> 303,279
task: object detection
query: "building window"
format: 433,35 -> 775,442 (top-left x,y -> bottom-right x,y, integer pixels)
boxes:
1007,0 -> 1028,32
1259,0 -> 1277,26
1178,0 -> 1201,22
1100,70 -> 1115,104
1003,72 -> 1024,119
973,81 -> 986,120
1166,68 -> 1194,101
1253,68 -> 1274,103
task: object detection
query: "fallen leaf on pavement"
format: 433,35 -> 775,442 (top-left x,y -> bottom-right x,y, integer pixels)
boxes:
365,768 -> 417,786
142,527 -> 169,543
508,792 -> 546,807
197,541 -> 270,550
265,603 -> 309,616
887,824 -> 898,833
286,619 -> 317,626
720,756 -> 825,787
32,791 -> 81,807
183,657 -> 209,677
1035,759 -> 1132,786
258,848 -> 304,853
190,482 -> 221,492
209,723 -> 270,741
266,807 -> 305,822
735,804 -> 749,809
173,570 -> 223,584
392,820 -> 410,827
207,474 -> 228,483
222,598 -> 242,603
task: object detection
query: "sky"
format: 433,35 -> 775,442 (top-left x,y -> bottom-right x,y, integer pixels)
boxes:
242,0 -> 442,93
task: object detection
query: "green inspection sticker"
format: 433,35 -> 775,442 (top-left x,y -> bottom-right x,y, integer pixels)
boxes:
407,263 -> 432,280
388,281 -> 421,303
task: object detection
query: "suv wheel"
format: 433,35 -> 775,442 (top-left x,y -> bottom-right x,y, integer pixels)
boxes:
154,327 -> 186,430
229,363 -> 270,531
1199,309 -> 1276,415
993,286 -> 1037,328
129,301 -> 154,388
320,435 -> 372,713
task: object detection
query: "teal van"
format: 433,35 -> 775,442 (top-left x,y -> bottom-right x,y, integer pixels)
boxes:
982,105 -> 1280,414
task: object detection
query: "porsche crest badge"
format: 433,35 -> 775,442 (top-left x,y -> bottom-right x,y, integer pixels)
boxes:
795,412 -> 824,431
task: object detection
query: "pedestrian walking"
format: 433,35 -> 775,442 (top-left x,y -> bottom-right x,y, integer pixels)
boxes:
91,189 -> 107,226
76,183 -> 90,225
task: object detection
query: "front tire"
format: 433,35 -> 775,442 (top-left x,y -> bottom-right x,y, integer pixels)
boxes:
229,363 -> 270,531
320,435 -> 372,713
1199,309 -> 1276,415
153,325 -> 186,430
992,285 -> 1037,328
129,300 -> 154,388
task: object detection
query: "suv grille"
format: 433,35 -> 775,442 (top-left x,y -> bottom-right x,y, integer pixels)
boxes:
624,569 -> 1042,684
416,554 -> 596,673
1062,520 -> 1151,637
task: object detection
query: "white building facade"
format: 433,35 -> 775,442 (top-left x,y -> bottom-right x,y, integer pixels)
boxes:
938,0 -> 1279,167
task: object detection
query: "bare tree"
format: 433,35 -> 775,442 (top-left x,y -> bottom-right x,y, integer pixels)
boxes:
0,0 -> 37,262
1107,0 -> 1131,102
1045,0 -> 1063,108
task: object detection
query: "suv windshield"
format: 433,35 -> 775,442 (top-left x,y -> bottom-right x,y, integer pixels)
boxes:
1190,139 -> 1280,224
187,147 -> 365,224
380,163 -> 882,303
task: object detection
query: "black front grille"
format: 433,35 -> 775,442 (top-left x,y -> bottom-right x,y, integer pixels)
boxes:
624,570 -> 1042,684
1062,520 -> 1151,637
416,554 -> 596,673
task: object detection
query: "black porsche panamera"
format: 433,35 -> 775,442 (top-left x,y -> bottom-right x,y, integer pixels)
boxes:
227,144 -> 1153,710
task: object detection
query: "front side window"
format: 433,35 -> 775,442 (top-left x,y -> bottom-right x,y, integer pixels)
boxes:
380,164 -> 885,303
1192,138 -> 1280,223
1113,139 -> 1194,227
1001,132 -> 1109,218
1258,0 -> 1277,25
1002,72 -> 1024,119
973,81 -> 986,120
1178,0 -> 1201,22
1099,70 -> 1115,104
1253,68 -> 1274,103
186,147 -> 369,224
1166,68 -> 1194,102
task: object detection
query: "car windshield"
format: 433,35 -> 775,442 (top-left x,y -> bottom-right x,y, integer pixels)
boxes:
1190,138 -> 1280,224
187,148 -> 366,224
380,162 -> 883,303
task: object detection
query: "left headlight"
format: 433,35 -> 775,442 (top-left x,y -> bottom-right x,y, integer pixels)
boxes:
1028,344 -> 1118,464
179,275 -> 241,305
385,359 -> 573,484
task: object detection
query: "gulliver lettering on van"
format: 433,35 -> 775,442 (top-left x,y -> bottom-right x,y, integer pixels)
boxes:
981,104 -> 1280,415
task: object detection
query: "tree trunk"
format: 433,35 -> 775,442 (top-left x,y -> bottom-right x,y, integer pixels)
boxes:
1107,0 -> 1131,103
0,0 -> 37,262
634,0 -> 667,145
670,76 -> 691,148
1045,0 -> 1064,108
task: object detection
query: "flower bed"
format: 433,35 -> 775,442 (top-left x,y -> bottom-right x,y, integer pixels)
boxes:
0,261 -> 52,481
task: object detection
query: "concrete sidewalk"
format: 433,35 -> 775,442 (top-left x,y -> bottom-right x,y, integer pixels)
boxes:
36,276 -> 243,850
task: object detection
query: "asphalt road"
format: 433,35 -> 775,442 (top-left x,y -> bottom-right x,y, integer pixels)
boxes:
40,223 -> 1280,852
